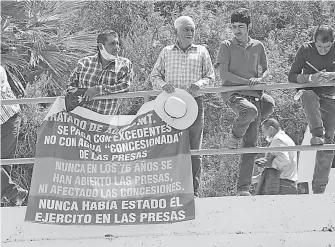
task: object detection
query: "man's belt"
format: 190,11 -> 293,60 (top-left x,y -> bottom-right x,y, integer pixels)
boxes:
233,93 -> 260,102
320,94 -> 335,100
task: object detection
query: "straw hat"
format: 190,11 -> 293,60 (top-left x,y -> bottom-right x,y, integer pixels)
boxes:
154,88 -> 198,130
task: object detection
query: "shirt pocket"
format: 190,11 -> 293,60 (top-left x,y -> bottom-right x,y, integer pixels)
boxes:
101,70 -> 117,86
187,53 -> 201,79
81,68 -> 100,87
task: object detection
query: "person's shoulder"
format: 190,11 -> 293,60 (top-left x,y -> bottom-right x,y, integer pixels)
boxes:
193,44 -> 210,52
118,56 -> 131,63
78,53 -> 98,64
274,131 -> 296,146
250,38 -> 264,47
162,45 -> 176,51
118,56 -> 133,67
155,45 -> 175,56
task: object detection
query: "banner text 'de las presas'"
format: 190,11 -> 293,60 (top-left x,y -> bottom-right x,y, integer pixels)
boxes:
25,104 -> 195,225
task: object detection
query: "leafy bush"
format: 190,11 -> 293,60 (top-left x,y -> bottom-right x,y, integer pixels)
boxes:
7,75 -> 52,205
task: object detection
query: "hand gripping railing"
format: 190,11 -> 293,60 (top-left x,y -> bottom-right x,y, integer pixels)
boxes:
1,81 -> 335,166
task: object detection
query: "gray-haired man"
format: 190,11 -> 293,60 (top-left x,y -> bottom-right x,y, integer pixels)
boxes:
150,16 -> 215,197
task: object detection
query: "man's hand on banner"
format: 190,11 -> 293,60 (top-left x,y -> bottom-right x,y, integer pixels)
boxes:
67,86 -> 78,93
83,87 -> 99,101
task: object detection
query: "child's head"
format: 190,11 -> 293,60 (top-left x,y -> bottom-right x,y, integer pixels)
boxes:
261,118 -> 281,142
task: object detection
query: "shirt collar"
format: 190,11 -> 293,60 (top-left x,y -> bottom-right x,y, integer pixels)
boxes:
273,130 -> 285,139
173,42 -> 197,52
232,37 -> 254,48
96,52 -> 117,69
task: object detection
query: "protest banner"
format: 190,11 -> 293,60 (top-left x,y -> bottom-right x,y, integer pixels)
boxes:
25,97 -> 195,225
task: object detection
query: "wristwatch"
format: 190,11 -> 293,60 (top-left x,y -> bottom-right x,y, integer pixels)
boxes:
308,74 -> 312,82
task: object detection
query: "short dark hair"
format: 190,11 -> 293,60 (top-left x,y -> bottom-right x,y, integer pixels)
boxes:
97,31 -> 119,45
261,118 -> 281,131
314,25 -> 334,43
231,8 -> 251,26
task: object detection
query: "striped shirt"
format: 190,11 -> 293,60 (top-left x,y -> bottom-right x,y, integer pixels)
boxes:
67,53 -> 133,115
150,44 -> 215,97
1,65 -> 20,125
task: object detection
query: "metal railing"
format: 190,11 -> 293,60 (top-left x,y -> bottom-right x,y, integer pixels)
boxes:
2,81 -> 335,105
1,81 -> 335,166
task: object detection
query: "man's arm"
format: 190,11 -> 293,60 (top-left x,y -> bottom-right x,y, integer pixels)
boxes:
263,153 -> 276,168
216,42 -> 250,85
193,47 -> 215,88
218,64 -> 250,85
150,49 -> 167,90
288,45 -> 310,84
97,61 -> 133,95
258,42 -> 270,82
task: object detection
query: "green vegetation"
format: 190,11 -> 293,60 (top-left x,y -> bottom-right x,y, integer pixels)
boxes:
1,1 -> 335,204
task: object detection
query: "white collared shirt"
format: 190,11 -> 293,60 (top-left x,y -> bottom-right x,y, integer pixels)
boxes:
268,130 -> 298,182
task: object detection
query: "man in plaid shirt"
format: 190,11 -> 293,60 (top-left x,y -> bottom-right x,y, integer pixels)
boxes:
67,30 -> 132,115
150,16 -> 215,197
1,65 -> 28,205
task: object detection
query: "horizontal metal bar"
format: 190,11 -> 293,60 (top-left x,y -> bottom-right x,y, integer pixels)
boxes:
1,158 -> 35,165
1,81 -> 334,105
1,144 -> 335,165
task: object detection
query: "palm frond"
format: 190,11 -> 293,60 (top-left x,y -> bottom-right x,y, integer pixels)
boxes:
29,1 -> 82,28
1,53 -> 29,69
38,51 -> 78,77
57,31 -> 97,54
0,1 -> 27,20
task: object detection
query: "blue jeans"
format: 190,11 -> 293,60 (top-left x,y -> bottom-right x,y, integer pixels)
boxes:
279,179 -> 298,195
227,93 -> 274,192
301,90 -> 335,193
1,113 -> 21,198
189,96 -> 204,194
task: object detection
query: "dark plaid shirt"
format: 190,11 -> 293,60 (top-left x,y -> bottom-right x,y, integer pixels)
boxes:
67,53 -> 132,115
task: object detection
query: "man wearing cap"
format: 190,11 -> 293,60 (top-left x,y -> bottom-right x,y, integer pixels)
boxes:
67,30 -> 133,115
288,24 -> 335,194
216,8 -> 275,196
150,16 -> 215,197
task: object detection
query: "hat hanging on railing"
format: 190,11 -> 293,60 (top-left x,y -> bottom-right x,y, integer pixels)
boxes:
154,88 -> 198,130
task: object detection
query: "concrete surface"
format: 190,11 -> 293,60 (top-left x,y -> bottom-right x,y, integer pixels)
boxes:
2,195 -> 335,246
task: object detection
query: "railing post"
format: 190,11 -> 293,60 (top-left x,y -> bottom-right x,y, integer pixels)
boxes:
143,95 -> 149,103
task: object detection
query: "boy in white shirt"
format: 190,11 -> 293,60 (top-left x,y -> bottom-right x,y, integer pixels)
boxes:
254,118 -> 298,195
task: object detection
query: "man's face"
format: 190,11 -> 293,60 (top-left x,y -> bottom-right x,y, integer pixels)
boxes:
315,38 -> 333,56
100,35 -> 120,56
231,22 -> 249,42
176,20 -> 195,47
